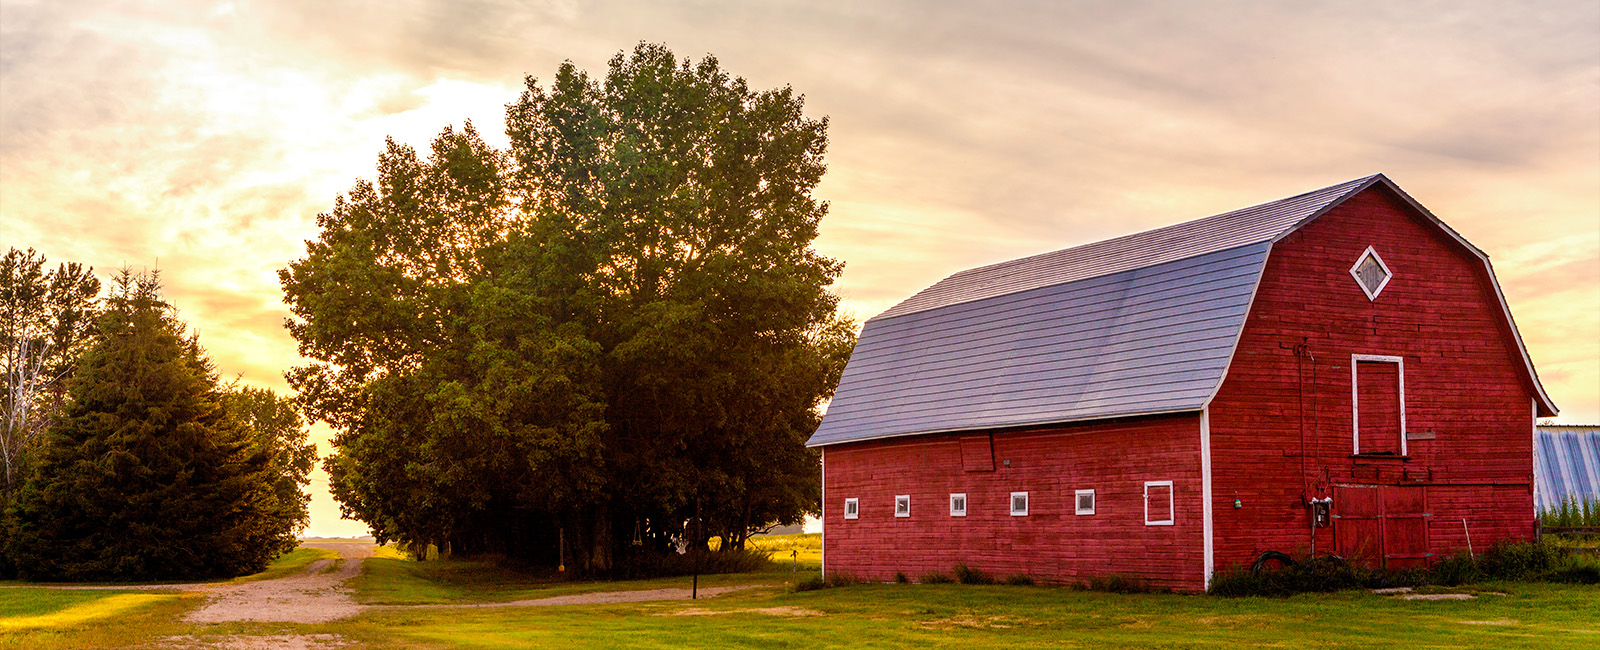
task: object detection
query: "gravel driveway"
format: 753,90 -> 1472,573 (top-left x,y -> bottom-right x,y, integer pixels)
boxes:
182,542 -> 374,624
138,541 -> 763,648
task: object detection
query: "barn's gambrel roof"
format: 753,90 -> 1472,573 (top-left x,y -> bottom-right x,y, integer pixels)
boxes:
808,174 -> 1556,448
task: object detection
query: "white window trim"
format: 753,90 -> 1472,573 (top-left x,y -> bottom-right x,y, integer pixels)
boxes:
1349,245 -> 1394,300
1351,353 -> 1407,456
949,492 -> 967,517
1144,480 -> 1174,526
894,494 -> 910,518
1010,491 -> 1029,517
843,497 -> 858,520
1075,489 -> 1096,515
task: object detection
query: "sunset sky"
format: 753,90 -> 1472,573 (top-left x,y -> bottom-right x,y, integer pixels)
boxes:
3,1 -> 1596,537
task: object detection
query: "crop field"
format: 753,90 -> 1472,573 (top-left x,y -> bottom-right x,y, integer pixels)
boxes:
1,534 -> 1594,649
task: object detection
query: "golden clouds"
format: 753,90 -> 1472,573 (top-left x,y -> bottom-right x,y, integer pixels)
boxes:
2,1 -> 1596,538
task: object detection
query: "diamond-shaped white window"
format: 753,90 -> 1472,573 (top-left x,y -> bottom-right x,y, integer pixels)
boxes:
1349,246 -> 1392,300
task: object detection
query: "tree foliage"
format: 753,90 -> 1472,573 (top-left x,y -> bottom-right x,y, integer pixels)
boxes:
4,271 -> 302,580
282,43 -> 853,570
1,247 -> 101,495
221,384 -> 318,535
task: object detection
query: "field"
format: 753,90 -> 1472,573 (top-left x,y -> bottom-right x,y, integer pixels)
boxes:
2,534 -> 1595,649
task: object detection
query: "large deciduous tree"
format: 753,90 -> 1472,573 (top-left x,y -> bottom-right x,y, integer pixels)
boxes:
283,43 -> 853,570
4,270 -> 301,580
222,385 -> 319,536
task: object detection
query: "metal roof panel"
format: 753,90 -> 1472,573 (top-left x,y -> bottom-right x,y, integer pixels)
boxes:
808,242 -> 1271,446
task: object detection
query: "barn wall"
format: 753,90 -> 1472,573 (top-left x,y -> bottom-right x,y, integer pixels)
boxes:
823,413 -> 1207,592
1208,186 -> 1538,571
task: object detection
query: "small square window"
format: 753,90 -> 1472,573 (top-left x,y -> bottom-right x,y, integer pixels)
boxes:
1144,481 -> 1173,526
1010,491 -> 1029,517
949,493 -> 967,517
895,494 -> 910,518
1075,489 -> 1096,515
844,498 -> 859,520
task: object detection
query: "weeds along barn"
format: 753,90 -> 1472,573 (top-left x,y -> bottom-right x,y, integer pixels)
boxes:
809,175 -> 1556,592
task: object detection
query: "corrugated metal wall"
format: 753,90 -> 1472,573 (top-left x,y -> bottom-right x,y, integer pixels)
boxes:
1535,425 -> 1600,511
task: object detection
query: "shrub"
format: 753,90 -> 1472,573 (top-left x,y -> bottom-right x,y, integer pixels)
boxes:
1004,573 -> 1036,586
920,571 -> 955,584
1208,567 -> 1270,597
1544,554 -> 1600,585
894,571 -> 909,583
793,575 -> 826,592
953,563 -> 995,585
791,571 -> 859,592
1480,540 -> 1560,581
1080,574 -> 1157,594
1209,556 -> 1372,597
1212,541 -> 1580,597
607,548 -> 772,580
1427,554 -> 1484,586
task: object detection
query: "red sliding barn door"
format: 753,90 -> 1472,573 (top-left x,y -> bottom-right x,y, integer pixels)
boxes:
1383,486 -> 1430,569
1334,486 -> 1383,566
1334,485 -> 1431,569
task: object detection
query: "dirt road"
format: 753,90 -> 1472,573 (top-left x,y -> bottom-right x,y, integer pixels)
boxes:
182,542 -> 374,624
145,542 -> 762,648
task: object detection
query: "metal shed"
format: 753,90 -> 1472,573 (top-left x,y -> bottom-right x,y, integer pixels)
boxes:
1536,424 -> 1600,511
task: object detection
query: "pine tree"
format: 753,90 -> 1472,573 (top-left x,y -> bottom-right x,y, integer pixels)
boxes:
4,270 -> 297,581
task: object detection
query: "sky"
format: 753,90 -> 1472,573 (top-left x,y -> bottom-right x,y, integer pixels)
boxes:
2,0 -> 1596,538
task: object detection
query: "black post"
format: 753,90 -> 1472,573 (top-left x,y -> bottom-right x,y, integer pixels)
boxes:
692,496 -> 700,599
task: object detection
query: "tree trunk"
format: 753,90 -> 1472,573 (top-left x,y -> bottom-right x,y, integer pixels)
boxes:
586,504 -> 612,572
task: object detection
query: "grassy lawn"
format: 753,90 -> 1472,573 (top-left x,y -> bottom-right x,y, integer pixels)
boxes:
352,542 -> 798,605
231,546 -> 340,583
0,545 -> 334,649
5,535 -> 1594,649
0,590 -> 200,649
334,538 -> 1593,649
328,578 -> 1597,649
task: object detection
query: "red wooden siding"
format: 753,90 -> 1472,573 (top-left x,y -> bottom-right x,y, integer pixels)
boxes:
824,413 -> 1206,592
961,434 -> 995,472
1208,186 -> 1538,573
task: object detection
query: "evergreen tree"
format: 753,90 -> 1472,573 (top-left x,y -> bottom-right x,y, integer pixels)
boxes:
4,270 -> 298,581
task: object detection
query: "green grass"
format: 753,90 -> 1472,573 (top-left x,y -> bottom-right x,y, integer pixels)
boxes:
351,544 -> 794,605
8,540 -> 1595,649
325,578 -> 1598,649
746,532 -> 822,570
0,545 -> 329,649
336,543 -> 1596,649
0,589 -> 200,649
229,546 -> 340,583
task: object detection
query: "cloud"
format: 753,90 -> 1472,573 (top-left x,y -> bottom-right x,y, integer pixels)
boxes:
4,0 -> 1595,537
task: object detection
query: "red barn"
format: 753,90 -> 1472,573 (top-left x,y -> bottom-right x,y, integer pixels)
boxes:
808,175 -> 1556,592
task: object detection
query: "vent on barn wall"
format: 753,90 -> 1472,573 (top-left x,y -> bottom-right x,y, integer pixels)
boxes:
1349,246 -> 1393,300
